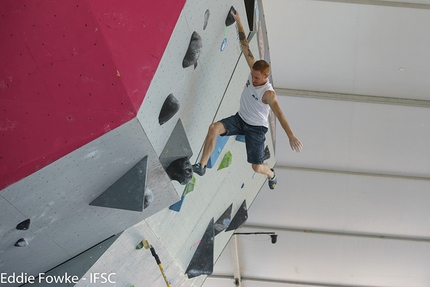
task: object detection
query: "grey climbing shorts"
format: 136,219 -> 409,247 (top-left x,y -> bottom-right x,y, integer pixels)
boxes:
220,113 -> 268,165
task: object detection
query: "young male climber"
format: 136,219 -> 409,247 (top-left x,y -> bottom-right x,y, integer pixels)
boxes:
192,11 -> 302,189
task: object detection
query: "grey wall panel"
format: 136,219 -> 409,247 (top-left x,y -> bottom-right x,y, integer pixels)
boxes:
74,220 -> 191,287
0,119 -> 179,282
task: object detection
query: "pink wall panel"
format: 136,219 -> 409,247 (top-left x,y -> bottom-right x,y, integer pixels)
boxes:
87,0 -> 186,111
0,0 -> 185,190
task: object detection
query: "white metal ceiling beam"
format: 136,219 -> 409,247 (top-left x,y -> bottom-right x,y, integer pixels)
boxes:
312,0 -> 430,10
275,165 -> 430,182
275,88 -> 430,109
209,274 -> 373,287
243,224 -> 430,243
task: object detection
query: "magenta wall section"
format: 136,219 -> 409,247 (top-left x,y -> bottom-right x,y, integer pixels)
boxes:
0,0 -> 185,189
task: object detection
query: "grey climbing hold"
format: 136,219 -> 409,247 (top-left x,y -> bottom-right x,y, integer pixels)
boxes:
144,188 -> 154,209
225,200 -> 248,231
15,238 -> 28,247
182,31 -> 202,69
203,9 -> 210,30
159,119 -> 193,170
166,157 -> 193,185
185,218 -> 214,278
16,219 -> 31,230
159,94 -> 180,125
225,6 -> 237,26
89,156 -> 148,212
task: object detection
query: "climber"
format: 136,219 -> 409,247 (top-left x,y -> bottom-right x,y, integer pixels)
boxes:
192,10 -> 302,189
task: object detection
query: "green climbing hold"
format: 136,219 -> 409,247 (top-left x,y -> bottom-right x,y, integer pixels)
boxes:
136,241 -> 144,250
184,176 -> 196,194
218,151 -> 232,171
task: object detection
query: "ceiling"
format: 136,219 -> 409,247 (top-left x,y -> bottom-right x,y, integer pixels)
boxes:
205,0 -> 430,286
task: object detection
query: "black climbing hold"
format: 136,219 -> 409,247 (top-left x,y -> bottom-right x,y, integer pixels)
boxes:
225,6 -> 236,27
166,157 -> 193,185
203,9 -> 210,30
263,145 -> 270,161
214,204 -> 232,236
16,219 -> 31,230
225,200 -> 248,231
186,218 -> 214,278
182,31 -> 202,69
159,94 -> 180,125
15,238 -> 28,247
90,156 -> 148,212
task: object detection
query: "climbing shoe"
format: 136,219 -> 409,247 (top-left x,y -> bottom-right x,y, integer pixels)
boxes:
192,163 -> 206,176
268,168 -> 277,190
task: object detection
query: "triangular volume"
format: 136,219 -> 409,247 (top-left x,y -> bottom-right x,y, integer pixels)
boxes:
207,135 -> 229,168
169,195 -> 186,212
185,218 -> 214,279
214,204 -> 232,236
159,119 -> 193,170
90,156 -> 148,212
225,200 -> 248,231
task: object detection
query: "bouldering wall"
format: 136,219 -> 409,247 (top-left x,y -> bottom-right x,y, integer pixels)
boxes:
0,0 -> 185,284
1,0 -> 276,286
76,0 -> 276,286
0,0 -> 184,189
1,119 -> 180,283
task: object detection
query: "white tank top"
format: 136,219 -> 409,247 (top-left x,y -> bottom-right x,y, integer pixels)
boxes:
238,74 -> 274,127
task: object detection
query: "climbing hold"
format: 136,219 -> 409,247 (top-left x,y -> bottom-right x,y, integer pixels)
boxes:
236,134 -> 245,143
220,38 -> 227,51
15,238 -> 28,247
214,204 -> 232,236
182,31 -> 202,69
166,157 -> 193,185
225,6 -> 237,26
241,183 -> 244,189
203,9 -> 210,30
226,200 -> 248,231
16,219 -> 31,230
159,94 -> 180,125
159,119 -> 193,170
218,151 -> 232,171
185,218 -> 214,278
207,135 -> 229,168
90,156 -> 148,212
144,188 -> 154,209
185,177 -> 196,194
136,241 -> 144,250
169,195 -> 186,212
